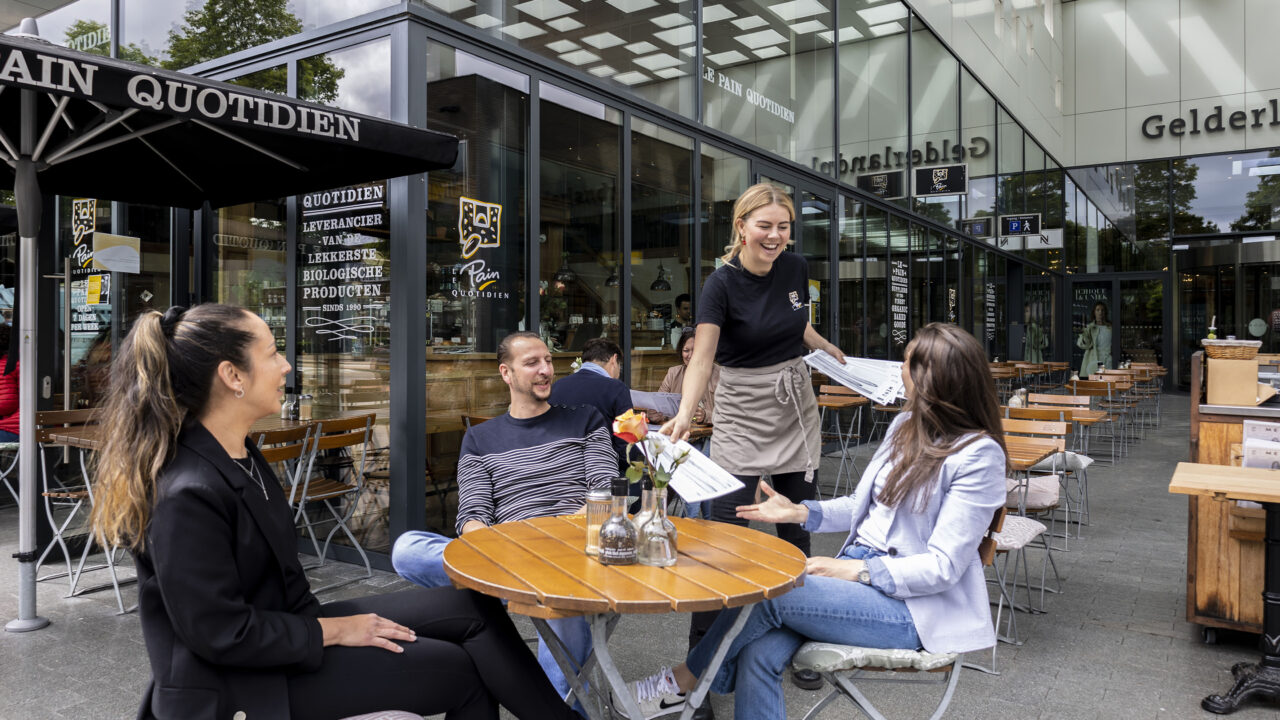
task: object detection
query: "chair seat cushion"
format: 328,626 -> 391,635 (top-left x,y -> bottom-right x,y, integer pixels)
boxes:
1031,451 -> 1093,473
791,642 -> 957,672
993,515 -> 1047,551
1006,475 -> 1059,510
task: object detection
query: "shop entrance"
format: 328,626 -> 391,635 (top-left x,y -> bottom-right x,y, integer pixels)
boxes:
1067,273 -> 1170,383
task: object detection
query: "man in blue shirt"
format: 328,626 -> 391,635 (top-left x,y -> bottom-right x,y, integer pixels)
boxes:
550,337 -> 633,470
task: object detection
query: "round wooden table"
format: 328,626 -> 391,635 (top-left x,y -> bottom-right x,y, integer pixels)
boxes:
444,514 -> 806,720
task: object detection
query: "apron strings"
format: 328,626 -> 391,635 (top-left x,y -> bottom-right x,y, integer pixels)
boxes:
773,363 -> 815,482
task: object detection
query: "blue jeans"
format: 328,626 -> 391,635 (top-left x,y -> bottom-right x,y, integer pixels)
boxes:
685,545 -> 919,720
391,531 -> 592,708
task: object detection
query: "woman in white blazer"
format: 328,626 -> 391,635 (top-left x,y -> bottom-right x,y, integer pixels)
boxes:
621,322 -> 1009,720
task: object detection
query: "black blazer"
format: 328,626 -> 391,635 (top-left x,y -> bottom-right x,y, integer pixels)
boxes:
548,368 -> 632,469
133,422 -> 324,720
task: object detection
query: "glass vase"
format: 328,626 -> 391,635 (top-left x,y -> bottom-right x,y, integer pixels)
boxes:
638,486 -> 678,567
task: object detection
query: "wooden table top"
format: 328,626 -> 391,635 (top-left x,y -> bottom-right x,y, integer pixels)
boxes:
1169,462 -> 1280,504
1020,405 -> 1108,425
1003,436 -> 1059,471
443,515 -> 807,620
46,425 -> 102,451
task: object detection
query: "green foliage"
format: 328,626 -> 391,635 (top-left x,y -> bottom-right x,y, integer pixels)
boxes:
162,0 -> 344,103
62,19 -> 157,65
1231,150 -> 1280,232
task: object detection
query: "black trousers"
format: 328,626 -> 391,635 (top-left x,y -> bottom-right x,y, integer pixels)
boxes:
688,470 -> 816,648
288,587 -> 577,720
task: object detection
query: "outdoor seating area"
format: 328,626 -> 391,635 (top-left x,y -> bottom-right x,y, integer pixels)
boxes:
6,392 -> 1280,719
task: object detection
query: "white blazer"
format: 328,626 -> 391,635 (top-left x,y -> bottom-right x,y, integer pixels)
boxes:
809,413 -> 1007,653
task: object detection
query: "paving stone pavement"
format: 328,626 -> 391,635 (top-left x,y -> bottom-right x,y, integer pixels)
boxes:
2,392 -> 1279,719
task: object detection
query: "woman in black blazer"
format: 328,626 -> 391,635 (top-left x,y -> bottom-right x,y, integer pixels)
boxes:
91,304 -> 578,720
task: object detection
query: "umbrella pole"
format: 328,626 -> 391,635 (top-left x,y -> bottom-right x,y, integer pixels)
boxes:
6,89 -> 49,632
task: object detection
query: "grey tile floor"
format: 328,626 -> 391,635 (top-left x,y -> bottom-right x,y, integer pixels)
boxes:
2,393 -> 1279,719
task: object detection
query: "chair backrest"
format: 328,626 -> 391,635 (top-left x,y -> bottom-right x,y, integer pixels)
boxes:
978,507 -> 1006,567
256,425 -> 311,448
256,425 -> 313,465
818,384 -> 859,397
461,414 -> 492,430
1001,417 -> 1070,440
1027,393 -> 1089,407
34,408 -> 100,443
1004,407 -> 1071,427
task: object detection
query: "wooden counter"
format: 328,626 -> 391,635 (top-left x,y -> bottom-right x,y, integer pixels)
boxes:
1187,350 -> 1268,634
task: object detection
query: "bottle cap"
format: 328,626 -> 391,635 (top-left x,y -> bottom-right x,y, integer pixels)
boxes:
611,477 -> 629,496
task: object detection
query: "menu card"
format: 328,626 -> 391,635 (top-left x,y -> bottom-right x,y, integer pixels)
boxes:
645,431 -> 745,504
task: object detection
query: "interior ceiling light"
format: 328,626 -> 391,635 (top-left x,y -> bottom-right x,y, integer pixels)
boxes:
706,49 -> 748,65
654,67 -> 689,79
635,53 -> 682,71
732,15 -> 769,30
547,39 -> 580,53
500,22 -> 546,39
655,26 -> 697,46
736,28 -> 787,48
753,46 -> 786,59
651,262 -> 672,291
583,31 -> 626,49
605,0 -> 658,12
560,49 -> 603,65
857,3 -> 909,25
868,21 -> 904,36
613,71 -> 651,85
554,252 -> 576,283
627,41 -> 659,54
702,4 -> 737,23
466,13 -> 503,28
789,19 -> 828,34
651,12 -> 692,28
514,0 -> 575,20
588,65 -> 618,77
767,0 -> 828,22
426,0 -> 475,13
547,16 -> 584,31
817,26 -> 863,43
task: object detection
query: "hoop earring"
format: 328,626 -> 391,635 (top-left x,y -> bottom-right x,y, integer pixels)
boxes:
234,389 -> 245,399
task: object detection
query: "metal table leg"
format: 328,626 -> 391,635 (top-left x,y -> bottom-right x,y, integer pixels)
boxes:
531,614 -> 619,720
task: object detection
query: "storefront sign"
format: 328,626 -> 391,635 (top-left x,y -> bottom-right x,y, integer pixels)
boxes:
1000,213 -> 1041,237
70,198 -> 95,272
702,67 -> 795,124
452,196 -> 511,300
856,170 -> 905,200
912,163 -> 967,197
0,44 -> 365,141
985,283 -> 996,342
960,217 -> 993,238
890,259 -> 908,347
299,181 -> 387,343
91,232 -> 140,274
1141,99 -> 1280,139
813,138 -> 989,181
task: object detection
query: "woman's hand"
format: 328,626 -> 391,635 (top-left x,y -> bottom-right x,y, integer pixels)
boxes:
823,342 -> 847,364
660,412 -> 693,442
318,614 -> 416,653
736,481 -> 808,525
805,557 -> 865,583
803,323 -> 845,364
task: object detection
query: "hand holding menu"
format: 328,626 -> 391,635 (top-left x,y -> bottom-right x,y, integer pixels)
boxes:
803,350 -> 906,405
645,431 -> 745,504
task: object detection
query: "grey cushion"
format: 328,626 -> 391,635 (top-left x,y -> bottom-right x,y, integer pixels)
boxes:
1031,451 -> 1093,473
792,642 -> 957,672
992,515 -> 1047,551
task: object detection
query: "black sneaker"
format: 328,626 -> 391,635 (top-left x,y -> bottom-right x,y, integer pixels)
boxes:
791,667 -> 823,690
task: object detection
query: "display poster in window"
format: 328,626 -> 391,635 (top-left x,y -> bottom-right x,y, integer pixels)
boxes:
1071,286 -> 1113,377
890,259 -> 908,347
985,282 -> 996,342
856,170 -> 905,200
298,182 -> 389,351
68,199 -> 110,362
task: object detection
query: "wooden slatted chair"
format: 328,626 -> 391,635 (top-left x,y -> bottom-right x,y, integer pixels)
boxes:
1002,419 -> 1075,549
816,385 -> 866,498
291,414 -> 375,584
1005,408 -> 1093,532
792,508 -> 1008,719
1066,380 -> 1130,463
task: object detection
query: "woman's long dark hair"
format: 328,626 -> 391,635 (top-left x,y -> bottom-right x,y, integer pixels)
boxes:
878,322 -> 1008,509
91,304 -> 255,551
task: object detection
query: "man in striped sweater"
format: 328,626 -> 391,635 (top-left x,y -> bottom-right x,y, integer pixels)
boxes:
392,331 -> 616,708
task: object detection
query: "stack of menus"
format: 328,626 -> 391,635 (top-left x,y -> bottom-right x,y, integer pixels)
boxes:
1239,420 -> 1280,508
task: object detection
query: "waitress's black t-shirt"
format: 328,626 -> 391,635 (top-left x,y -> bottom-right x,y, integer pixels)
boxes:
697,251 -> 809,368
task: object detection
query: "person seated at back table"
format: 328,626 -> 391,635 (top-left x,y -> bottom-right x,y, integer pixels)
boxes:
550,336 -> 633,471
659,326 -> 719,519
392,331 -> 617,710
622,323 -> 1008,720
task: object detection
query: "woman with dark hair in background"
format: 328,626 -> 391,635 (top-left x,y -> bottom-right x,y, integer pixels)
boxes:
624,323 -> 1008,720
659,326 -> 718,519
90,304 -> 578,720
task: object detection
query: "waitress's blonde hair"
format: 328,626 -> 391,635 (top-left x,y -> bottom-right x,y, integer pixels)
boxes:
721,183 -> 796,265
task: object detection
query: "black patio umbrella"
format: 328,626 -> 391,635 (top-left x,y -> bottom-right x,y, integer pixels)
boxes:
0,22 -> 458,631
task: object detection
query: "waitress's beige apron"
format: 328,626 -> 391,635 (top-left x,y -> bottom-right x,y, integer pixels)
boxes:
711,356 -> 821,480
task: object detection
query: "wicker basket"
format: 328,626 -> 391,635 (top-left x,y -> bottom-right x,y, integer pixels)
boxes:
1201,338 -> 1262,360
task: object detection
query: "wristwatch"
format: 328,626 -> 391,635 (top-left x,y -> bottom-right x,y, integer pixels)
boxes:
857,566 -> 871,585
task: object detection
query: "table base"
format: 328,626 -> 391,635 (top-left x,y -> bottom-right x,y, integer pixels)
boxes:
1202,661 -> 1280,714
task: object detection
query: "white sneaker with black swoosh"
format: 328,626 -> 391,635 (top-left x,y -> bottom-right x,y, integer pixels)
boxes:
612,666 -> 686,719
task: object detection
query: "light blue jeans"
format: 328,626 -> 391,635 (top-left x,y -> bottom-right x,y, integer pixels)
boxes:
685,545 -> 919,720
391,531 -> 591,709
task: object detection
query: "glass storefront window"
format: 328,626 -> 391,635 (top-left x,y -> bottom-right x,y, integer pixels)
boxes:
294,0 -> 398,31
539,83 -> 622,368
838,196 -> 865,356
299,37 -> 391,118
910,18 -> 958,227
703,0 -> 835,170
699,144 -> 750,286
838,0 -> 908,207
17,0 -> 110,54
57,197 -> 112,409
864,207 -> 888,359
136,1 -> 304,74
887,213 -> 909,360
631,120 -> 694,389
415,0 -> 695,117
217,199 -> 288,349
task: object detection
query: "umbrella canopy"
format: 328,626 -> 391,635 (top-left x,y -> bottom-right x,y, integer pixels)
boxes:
0,24 -> 458,632
0,32 -> 457,208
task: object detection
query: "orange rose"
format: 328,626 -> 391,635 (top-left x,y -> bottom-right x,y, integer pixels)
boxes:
612,409 -> 648,445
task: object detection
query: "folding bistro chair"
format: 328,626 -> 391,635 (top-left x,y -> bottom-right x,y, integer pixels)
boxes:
0,438 -> 18,503
791,508 -> 1007,719
816,385 -> 866,498
291,414 -> 375,584
1005,406 -> 1093,531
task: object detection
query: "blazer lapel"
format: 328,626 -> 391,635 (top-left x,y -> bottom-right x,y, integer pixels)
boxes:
179,422 -> 298,580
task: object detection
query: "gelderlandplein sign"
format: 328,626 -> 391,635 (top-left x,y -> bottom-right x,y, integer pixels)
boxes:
1141,99 -> 1280,139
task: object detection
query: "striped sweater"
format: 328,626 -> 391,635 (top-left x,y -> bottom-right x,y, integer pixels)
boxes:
455,404 -> 616,534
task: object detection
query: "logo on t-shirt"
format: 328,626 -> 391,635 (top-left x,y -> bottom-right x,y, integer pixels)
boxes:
788,290 -> 804,311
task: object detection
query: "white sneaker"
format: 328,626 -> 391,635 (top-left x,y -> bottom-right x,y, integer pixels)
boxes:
612,666 -> 687,719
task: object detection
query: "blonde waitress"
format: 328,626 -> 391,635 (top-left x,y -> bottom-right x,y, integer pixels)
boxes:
661,183 -> 845,664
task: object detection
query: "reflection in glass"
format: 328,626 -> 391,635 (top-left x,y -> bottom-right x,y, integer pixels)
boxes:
539,84 -> 622,359
704,0 -> 835,169
632,121 -> 693,387
157,0 -> 309,77
799,190 -> 832,334
1119,278 -> 1163,366
300,38 -> 390,118
699,145 -> 750,286
910,18 -> 958,226
864,208 -> 888,359
887,214 -> 909,360
838,0 -> 908,207
838,197 -> 865,356
13,0 -> 111,53
57,197 -> 112,409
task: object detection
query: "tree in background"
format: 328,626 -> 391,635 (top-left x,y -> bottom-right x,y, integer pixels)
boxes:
1231,150 -> 1280,232
163,0 -> 343,103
